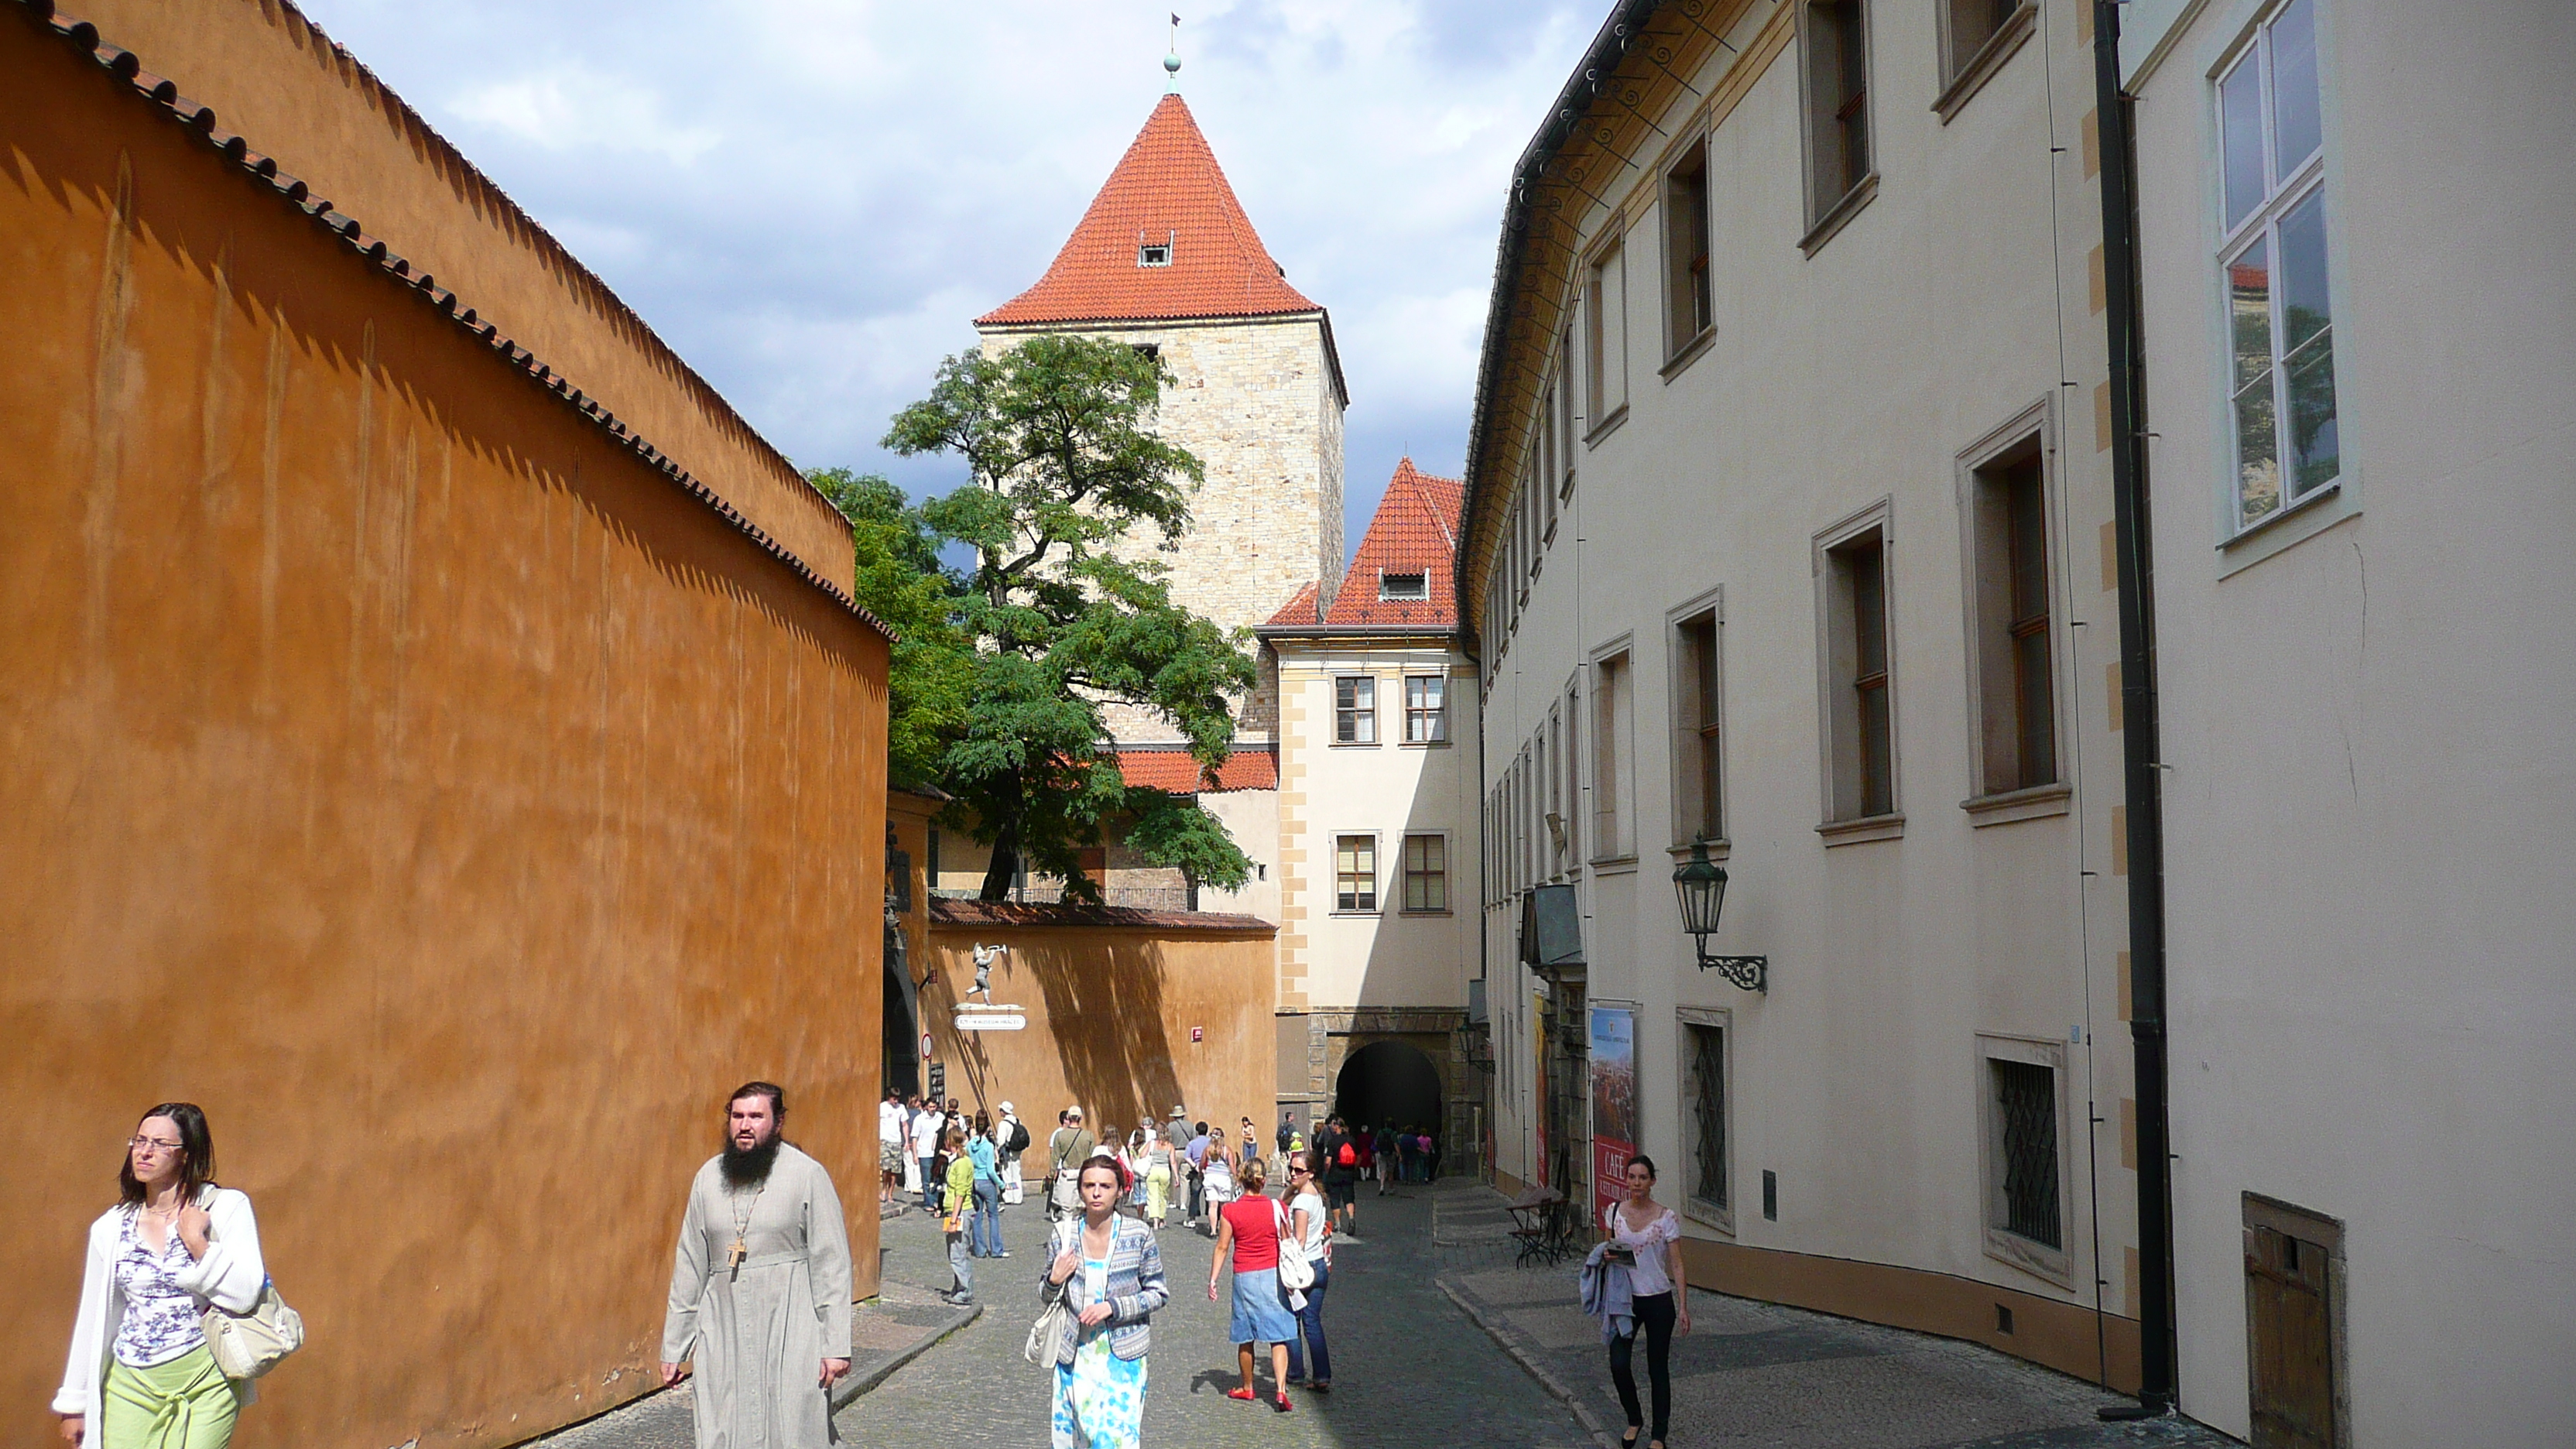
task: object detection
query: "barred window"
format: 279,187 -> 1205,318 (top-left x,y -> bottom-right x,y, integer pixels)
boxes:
1990,1058 -> 2061,1249
1685,1021 -> 1728,1215
1334,834 -> 1378,913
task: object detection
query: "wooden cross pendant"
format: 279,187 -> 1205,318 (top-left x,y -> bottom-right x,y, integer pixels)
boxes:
727,1238 -> 748,1269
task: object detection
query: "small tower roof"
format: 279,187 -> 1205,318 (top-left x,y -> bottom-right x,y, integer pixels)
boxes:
978,94 -> 1323,329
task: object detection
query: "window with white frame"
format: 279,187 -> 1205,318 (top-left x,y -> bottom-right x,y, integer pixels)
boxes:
1334,834 -> 1379,912
1335,676 -> 1377,744
1403,675 -> 1447,743
2218,0 -> 2338,532
1402,834 -> 1448,913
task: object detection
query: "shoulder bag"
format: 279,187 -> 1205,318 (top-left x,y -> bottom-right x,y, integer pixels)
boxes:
1023,1224 -> 1077,1368
203,1277 -> 305,1381
1273,1199 -> 1314,1292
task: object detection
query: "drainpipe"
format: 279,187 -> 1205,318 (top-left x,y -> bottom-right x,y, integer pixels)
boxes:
2091,0 -> 2178,1419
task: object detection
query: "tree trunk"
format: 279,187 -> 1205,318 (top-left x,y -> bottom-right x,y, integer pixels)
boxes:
978,821 -> 1020,901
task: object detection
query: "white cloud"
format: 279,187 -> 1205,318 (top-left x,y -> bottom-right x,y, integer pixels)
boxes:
290,0 -> 1595,543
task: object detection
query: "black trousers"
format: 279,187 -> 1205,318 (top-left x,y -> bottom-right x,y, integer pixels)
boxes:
1608,1290 -> 1676,1440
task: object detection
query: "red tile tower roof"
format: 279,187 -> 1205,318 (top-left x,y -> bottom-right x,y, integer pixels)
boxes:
1263,460 -> 1464,632
978,95 -> 1323,328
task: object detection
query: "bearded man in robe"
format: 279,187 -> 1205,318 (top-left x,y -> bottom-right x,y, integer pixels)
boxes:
663,1082 -> 854,1449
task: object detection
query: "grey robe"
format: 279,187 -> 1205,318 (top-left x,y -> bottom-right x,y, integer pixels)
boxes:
663,1143 -> 854,1449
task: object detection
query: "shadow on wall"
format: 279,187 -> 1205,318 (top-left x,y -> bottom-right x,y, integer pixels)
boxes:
1020,938 -> 1185,1130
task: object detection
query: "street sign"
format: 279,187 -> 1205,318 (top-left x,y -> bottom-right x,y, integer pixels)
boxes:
919,1032 -> 932,1060
1190,1026 -> 1203,1043
954,1012 -> 1028,1031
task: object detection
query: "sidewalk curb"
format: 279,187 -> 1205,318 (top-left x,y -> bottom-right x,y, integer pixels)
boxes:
1437,1276 -> 1618,1449
828,1300 -> 982,1410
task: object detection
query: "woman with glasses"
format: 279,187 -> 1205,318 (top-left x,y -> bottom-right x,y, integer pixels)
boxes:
1280,1152 -> 1334,1392
1041,1156 -> 1169,1449
54,1103 -> 269,1447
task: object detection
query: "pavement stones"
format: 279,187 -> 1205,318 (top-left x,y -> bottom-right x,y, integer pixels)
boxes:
1432,1187 -> 2236,1449
834,1178 -> 1600,1447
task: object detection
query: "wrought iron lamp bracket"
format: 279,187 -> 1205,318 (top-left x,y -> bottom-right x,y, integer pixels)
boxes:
1691,941 -> 1768,994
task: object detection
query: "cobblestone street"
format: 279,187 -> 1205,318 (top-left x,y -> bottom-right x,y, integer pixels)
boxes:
833,1180 -> 1596,1447
544,1178 -> 2242,1448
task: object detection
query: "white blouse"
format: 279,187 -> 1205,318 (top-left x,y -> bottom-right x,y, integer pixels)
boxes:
1605,1201 -> 1681,1297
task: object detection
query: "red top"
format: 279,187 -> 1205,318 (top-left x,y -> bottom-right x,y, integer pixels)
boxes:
1221,1195 -> 1281,1272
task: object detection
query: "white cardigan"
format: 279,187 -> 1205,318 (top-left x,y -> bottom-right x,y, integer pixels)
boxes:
53,1187 -> 266,1427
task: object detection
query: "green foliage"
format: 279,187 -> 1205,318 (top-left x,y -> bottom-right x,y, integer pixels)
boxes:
876,334 -> 1257,901
807,467 -> 974,789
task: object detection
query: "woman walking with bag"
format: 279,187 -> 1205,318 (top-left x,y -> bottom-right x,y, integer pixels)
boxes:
1594,1155 -> 1690,1449
1206,1158 -> 1297,1413
1038,1157 -> 1169,1449
55,1103 -> 291,1448
1280,1152 -> 1333,1392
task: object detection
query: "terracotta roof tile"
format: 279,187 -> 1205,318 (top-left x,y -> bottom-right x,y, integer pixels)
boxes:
1313,459 -> 1464,630
1262,581 -> 1323,629
1114,745 -> 1279,793
978,95 -> 1321,327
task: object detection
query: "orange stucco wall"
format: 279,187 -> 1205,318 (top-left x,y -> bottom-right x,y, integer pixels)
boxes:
65,0 -> 857,584
920,919 -> 1279,1153
2,17 -> 885,1448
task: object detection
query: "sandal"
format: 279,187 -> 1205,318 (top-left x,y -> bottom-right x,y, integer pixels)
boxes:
1273,1393 -> 1294,1413
1309,1380 -> 1331,1392
1225,1387 -> 1257,1402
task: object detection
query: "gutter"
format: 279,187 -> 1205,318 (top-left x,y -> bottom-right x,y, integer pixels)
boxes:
2089,0 -> 2179,1418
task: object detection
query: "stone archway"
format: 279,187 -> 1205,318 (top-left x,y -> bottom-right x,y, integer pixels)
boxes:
1333,1039 -> 1444,1138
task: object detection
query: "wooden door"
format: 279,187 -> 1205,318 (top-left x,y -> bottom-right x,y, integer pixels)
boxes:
2245,1221 -> 2337,1448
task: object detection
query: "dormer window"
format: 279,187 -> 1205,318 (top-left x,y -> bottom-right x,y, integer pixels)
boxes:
1379,572 -> 1429,601
1138,238 -> 1173,267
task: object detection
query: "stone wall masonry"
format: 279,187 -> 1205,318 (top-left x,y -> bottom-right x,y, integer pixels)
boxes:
983,314 -> 1344,748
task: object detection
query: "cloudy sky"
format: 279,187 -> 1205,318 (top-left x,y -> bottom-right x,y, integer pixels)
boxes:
289,0 -> 1598,556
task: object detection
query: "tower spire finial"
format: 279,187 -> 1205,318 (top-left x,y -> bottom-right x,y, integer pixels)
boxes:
1164,12 -> 1182,92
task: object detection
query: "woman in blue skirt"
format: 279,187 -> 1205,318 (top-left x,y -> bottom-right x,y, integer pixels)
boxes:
1207,1156 -> 1298,1413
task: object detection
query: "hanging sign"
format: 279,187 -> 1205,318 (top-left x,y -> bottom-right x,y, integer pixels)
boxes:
1588,1005 -> 1638,1225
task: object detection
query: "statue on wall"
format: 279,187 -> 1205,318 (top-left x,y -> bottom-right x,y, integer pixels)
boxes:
969,942 -> 1007,1005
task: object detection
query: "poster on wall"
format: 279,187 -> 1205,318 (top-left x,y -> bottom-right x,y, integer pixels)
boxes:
1588,1004 -> 1637,1225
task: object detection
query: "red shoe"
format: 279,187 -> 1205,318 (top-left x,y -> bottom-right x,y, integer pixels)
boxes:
1273,1393 -> 1294,1413
1225,1387 -> 1257,1402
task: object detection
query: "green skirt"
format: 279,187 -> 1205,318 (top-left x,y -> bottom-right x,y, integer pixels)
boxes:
104,1345 -> 241,1449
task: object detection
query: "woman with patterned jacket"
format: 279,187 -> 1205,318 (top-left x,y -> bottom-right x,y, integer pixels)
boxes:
1040,1156 -> 1170,1449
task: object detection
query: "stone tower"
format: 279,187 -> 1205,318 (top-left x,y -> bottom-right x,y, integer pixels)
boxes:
976,92 -> 1348,751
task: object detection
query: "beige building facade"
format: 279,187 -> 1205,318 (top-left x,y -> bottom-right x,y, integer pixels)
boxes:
1461,0 -> 2146,1390
2119,0 -> 2576,1441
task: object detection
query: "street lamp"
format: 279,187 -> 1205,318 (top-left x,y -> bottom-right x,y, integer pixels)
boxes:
1673,838 -> 1766,993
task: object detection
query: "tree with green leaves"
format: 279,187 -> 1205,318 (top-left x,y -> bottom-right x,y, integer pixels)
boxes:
874,333 -> 1256,903
804,467 -> 975,790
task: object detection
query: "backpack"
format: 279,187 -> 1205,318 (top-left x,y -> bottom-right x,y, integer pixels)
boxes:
1336,1141 -> 1356,1167
1008,1120 -> 1031,1154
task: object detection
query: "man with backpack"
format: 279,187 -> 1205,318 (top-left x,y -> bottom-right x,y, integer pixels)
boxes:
995,1101 -> 1030,1205
1315,1115 -> 1362,1241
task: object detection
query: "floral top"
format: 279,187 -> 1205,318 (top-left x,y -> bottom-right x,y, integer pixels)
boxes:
111,1210 -> 205,1368
1605,1202 -> 1682,1298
